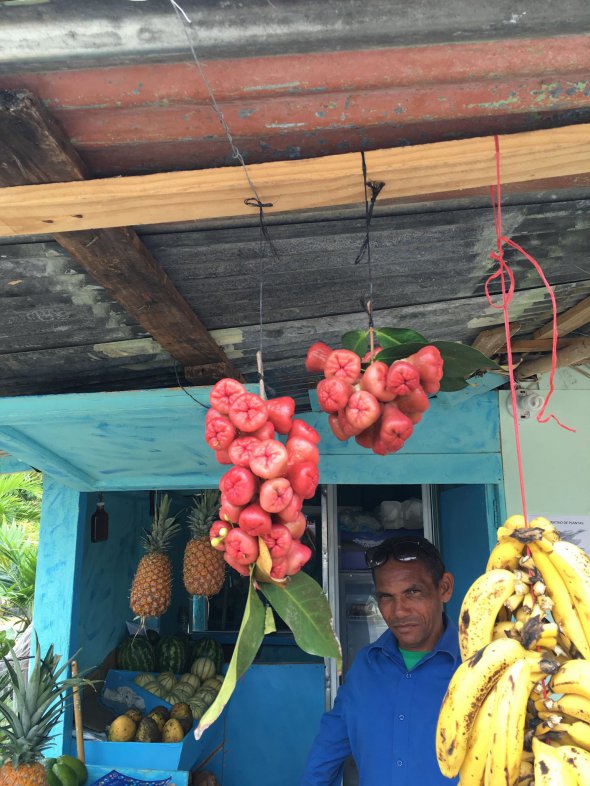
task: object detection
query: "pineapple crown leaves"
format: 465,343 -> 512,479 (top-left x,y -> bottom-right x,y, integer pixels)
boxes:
187,490 -> 221,539
141,494 -> 182,555
0,635 -> 92,765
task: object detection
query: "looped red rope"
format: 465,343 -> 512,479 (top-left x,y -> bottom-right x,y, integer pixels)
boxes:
485,135 -> 575,524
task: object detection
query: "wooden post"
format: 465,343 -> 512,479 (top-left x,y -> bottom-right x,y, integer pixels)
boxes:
71,661 -> 85,762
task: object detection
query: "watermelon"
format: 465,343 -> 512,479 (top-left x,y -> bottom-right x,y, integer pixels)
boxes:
191,638 -> 223,673
155,636 -> 188,673
117,637 -> 156,672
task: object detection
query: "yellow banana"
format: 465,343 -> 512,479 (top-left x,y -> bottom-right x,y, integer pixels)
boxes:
551,659 -> 590,701
518,759 -> 534,779
506,592 -> 526,613
557,744 -> 590,783
486,658 -> 532,786
529,543 -> 590,659
486,539 -> 525,572
529,516 -> 560,542
553,694 -> 590,725
533,737 -> 578,785
564,720 -> 590,752
436,637 -> 526,777
493,620 -> 520,640
458,569 -> 517,660
458,686 -> 496,786
499,515 -> 526,535
547,539 -> 590,649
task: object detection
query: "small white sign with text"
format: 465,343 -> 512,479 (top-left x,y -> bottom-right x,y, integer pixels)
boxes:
531,514 -> 590,553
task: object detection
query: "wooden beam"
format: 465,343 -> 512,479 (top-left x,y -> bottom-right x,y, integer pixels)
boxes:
509,338 -> 578,352
472,323 -> 520,357
516,337 -> 590,378
0,90 -> 236,376
0,123 -> 590,237
533,294 -> 590,340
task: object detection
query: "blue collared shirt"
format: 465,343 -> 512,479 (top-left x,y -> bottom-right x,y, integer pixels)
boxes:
301,617 -> 460,786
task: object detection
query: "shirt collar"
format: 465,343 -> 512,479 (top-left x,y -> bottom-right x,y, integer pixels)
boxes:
368,614 -> 461,667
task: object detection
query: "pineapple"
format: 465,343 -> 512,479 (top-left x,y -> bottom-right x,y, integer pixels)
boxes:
0,639 -> 87,786
183,490 -> 225,597
130,494 -> 180,619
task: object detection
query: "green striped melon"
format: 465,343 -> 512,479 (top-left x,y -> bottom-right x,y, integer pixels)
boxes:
157,672 -> 177,692
155,636 -> 188,673
174,683 -> 194,700
191,638 -> 223,673
190,657 -> 216,681
193,687 -> 217,707
133,672 -> 155,688
188,699 -> 208,721
178,673 -> 201,691
117,637 -> 156,672
167,690 -> 185,705
202,676 -> 223,692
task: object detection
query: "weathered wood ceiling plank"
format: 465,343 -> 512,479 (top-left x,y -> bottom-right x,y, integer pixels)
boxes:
1,124 -> 590,238
0,89 -> 237,381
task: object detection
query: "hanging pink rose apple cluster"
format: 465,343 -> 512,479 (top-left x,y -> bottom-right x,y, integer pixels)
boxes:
204,378 -> 318,581
306,342 -> 444,455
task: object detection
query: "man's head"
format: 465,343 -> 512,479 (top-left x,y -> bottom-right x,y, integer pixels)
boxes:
365,537 -> 453,651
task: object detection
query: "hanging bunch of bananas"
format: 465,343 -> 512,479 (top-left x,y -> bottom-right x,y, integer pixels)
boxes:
436,514 -> 590,785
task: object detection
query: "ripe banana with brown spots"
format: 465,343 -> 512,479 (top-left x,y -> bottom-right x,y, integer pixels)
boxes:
485,658 -> 532,786
435,637 -> 526,777
458,568 -> 517,660
532,737 -> 578,785
547,539 -> 590,649
529,543 -> 590,659
557,745 -> 590,783
551,658 -> 590,700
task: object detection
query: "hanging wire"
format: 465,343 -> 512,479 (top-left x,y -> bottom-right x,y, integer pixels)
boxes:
168,0 -> 282,396
354,151 -> 385,359
174,362 -> 210,409
168,0 -> 264,204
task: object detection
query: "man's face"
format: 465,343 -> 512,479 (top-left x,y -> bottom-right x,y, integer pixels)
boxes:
374,558 -> 453,651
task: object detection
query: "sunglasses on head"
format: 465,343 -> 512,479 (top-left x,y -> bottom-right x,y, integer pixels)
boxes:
364,538 -> 443,571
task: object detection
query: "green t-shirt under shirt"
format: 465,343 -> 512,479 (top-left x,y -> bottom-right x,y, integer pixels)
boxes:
399,648 -> 431,671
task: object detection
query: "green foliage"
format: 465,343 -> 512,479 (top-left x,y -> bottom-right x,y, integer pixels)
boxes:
260,572 -> 342,667
195,570 -> 342,737
0,472 -> 42,635
375,338 -> 500,391
339,328 -> 499,390
196,574 -> 265,738
0,472 -> 42,534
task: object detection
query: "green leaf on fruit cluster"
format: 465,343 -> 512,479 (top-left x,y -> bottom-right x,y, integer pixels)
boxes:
374,336 -> 500,388
341,330 -> 369,357
374,341 -> 426,365
260,572 -> 342,671
196,575 -> 265,738
374,327 -> 427,348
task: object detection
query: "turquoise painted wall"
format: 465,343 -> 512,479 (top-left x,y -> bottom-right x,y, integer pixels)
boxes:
76,491 -> 150,672
499,369 -> 590,521
34,478 -> 88,756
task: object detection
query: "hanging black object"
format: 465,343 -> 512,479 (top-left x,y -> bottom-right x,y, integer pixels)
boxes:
91,493 -> 109,543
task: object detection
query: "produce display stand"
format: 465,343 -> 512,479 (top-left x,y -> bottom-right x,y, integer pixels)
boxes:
83,670 -> 226,773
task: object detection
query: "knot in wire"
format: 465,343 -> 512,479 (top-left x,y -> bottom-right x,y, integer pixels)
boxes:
360,296 -> 375,331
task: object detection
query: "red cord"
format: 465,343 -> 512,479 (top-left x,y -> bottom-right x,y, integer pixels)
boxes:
485,136 -> 575,525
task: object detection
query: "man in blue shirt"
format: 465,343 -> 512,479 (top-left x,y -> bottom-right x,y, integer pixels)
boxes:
301,537 -> 460,785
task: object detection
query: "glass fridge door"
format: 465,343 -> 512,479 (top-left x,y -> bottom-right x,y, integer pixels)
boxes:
339,571 -> 388,673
